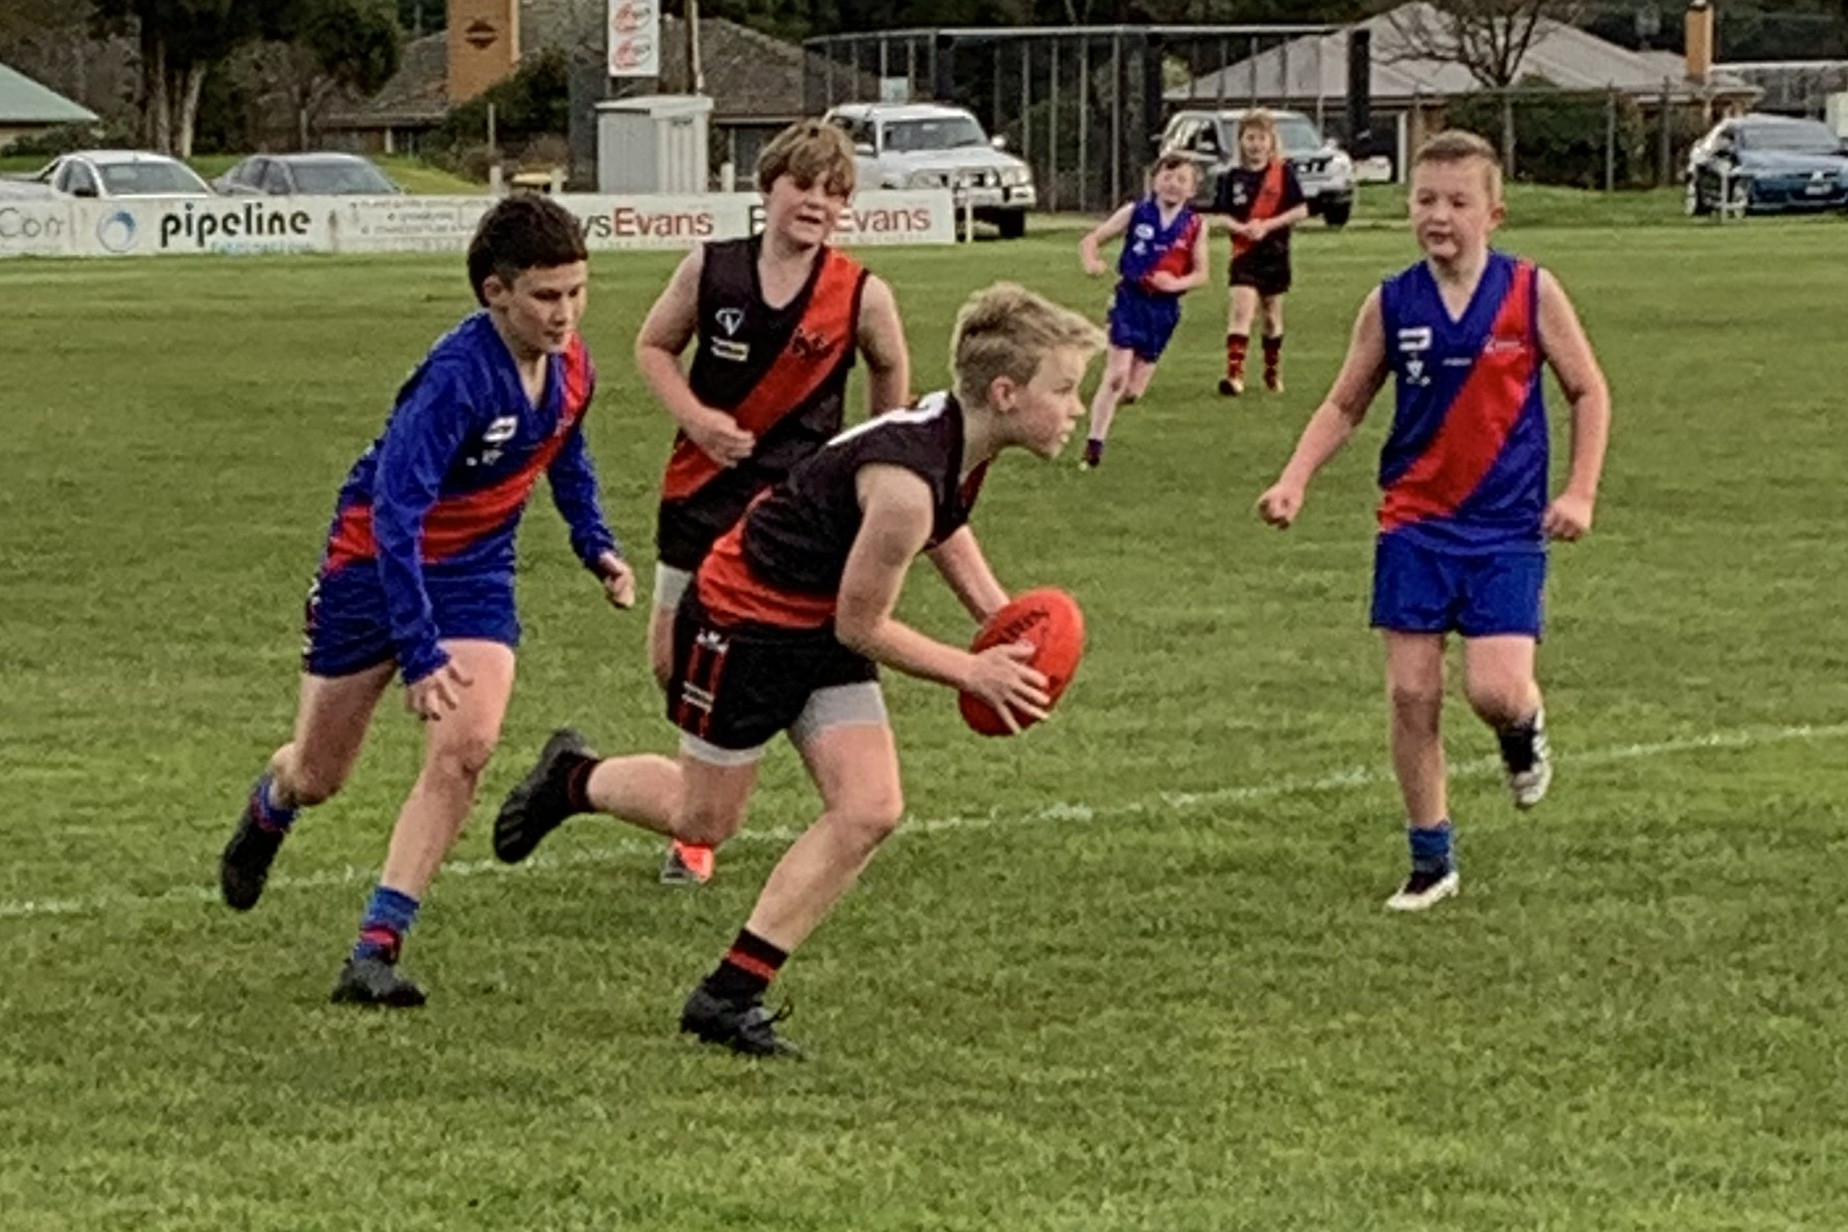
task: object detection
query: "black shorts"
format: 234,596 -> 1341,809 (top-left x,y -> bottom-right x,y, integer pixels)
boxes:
1229,247 -> 1292,296
668,596 -> 880,758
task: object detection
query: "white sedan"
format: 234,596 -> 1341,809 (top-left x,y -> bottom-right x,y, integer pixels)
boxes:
0,150 -> 216,200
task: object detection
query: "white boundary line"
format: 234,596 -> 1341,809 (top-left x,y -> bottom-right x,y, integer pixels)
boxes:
1,722 -> 1842,922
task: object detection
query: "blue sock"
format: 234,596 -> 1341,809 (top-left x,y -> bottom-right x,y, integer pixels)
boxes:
352,886 -> 419,963
1408,821 -> 1455,874
250,772 -> 299,833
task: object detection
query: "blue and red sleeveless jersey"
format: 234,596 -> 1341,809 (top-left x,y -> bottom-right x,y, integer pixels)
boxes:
1117,196 -> 1202,298
1376,252 -> 1547,554
320,311 -> 616,680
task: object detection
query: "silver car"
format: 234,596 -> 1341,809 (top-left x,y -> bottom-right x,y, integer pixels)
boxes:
213,153 -> 401,197
825,102 -> 1037,239
0,150 -> 215,200
1159,108 -> 1355,228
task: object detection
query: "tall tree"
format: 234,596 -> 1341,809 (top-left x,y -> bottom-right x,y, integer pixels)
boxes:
1383,0 -> 1584,170
1386,0 -> 1582,90
90,0 -> 399,156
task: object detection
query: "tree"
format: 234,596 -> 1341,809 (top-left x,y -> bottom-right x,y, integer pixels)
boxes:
1386,0 -> 1582,90
90,0 -> 398,157
1384,0 -> 1584,171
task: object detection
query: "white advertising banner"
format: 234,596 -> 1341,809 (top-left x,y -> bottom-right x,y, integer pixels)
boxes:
823,190 -> 959,246
10,189 -> 957,258
562,194 -> 752,250
739,190 -> 959,246
71,198 -> 329,257
608,0 -> 660,78
330,196 -> 498,252
0,200 -> 76,258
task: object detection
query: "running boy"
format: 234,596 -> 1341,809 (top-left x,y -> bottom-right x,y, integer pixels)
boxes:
1076,152 -> 1210,469
1213,110 -> 1309,396
494,283 -> 1104,1055
217,196 -> 636,1005
635,118 -> 910,885
1256,131 -> 1611,911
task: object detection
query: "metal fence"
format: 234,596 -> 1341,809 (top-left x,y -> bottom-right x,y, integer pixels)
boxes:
803,26 -> 1339,214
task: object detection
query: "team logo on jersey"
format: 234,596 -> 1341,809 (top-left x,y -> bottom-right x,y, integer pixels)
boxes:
484,416 -> 519,445
788,328 -> 838,361
1133,223 -> 1154,240
715,307 -> 745,336
1397,326 -> 1432,386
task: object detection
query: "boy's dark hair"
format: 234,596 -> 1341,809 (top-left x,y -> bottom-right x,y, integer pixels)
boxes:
466,195 -> 588,305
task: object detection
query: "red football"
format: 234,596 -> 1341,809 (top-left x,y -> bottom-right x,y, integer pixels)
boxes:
958,587 -> 1086,737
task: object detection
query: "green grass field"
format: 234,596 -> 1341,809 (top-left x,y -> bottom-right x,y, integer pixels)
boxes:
3,215 -> 1847,1231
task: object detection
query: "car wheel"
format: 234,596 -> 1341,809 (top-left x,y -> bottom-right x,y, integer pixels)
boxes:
1684,176 -> 1710,216
1322,201 -> 1352,229
996,211 -> 1027,240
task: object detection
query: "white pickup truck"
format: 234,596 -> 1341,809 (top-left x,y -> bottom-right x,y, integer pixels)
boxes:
824,102 -> 1037,239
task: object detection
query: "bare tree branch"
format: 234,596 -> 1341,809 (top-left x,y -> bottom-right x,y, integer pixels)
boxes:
1384,0 -> 1583,90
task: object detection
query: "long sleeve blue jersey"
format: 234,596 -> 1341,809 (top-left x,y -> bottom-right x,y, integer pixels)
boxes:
319,312 -> 618,683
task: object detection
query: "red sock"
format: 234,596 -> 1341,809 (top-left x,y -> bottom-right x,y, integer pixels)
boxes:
1225,333 -> 1249,380
1263,334 -> 1283,377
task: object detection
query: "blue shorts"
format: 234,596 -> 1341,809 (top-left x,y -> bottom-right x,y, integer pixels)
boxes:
1106,286 -> 1182,363
302,563 -> 521,679
1370,535 -> 1546,639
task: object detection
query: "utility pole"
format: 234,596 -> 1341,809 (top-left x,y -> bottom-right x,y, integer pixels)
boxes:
687,0 -> 705,94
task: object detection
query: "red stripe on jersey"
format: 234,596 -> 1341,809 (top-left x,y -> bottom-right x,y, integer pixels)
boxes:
1232,161 -> 1286,257
661,249 -> 863,501
1379,262 -> 1539,533
326,338 -> 594,570
694,521 -> 837,630
1145,213 -> 1202,287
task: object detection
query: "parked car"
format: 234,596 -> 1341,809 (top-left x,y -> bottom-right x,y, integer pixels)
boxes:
1685,113 -> 1848,215
0,150 -> 215,200
213,152 -> 401,197
824,102 -> 1037,238
1158,108 -> 1355,227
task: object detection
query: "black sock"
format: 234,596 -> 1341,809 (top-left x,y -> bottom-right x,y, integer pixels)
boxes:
560,753 -> 598,814
706,929 -> 788,1003
1497,716 -> 1539,773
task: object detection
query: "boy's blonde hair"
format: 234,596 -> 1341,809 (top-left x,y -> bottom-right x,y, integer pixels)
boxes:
1237,109 -> 1279,157
1412,129 -> 1504,201
951,283 -> 1105,408
757,119 -> 857,198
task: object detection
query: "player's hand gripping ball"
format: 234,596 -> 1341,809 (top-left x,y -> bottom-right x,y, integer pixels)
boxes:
958,588 -> 1086,737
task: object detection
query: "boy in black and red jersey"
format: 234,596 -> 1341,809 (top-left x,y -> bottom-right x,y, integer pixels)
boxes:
629,119 -> 911,886
494,284 -> 1104,1056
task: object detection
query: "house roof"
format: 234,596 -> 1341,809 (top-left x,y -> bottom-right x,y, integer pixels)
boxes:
0,61 -> 99,125
331,3 -> 875,130
1169,1 -> 1759,106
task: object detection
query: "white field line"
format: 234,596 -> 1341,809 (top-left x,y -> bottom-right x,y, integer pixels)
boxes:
1,722 -> 1842,922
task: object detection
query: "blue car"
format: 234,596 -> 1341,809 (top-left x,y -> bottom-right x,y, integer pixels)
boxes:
1685,114 -> 1848,215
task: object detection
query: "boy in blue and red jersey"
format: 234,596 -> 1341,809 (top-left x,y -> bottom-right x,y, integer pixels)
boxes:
1257,131 -> 1612,912
1076,153 -> 1210,469
218,195 -> 637,1004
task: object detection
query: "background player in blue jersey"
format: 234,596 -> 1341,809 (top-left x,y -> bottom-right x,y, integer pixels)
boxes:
1077,153 -> 1210,469
218,196 -> 636,1005
1256,131 -> 1612,912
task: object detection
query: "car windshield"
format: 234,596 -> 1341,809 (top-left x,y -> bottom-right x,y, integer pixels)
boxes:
98,161 -> 208,194
1739,122 -> 1840,154
291,160 -> 395,194
1274,116 -> 1325,155
883,117 -> 988,153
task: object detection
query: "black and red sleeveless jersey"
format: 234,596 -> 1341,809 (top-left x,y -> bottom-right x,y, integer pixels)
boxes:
695,391 -> 988,630
656,235 -> 868,569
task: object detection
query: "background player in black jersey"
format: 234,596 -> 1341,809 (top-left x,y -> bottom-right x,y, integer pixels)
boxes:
1211,110 -> 1309,397
493,283 -> 1104,1056
631,120 -> 911,885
